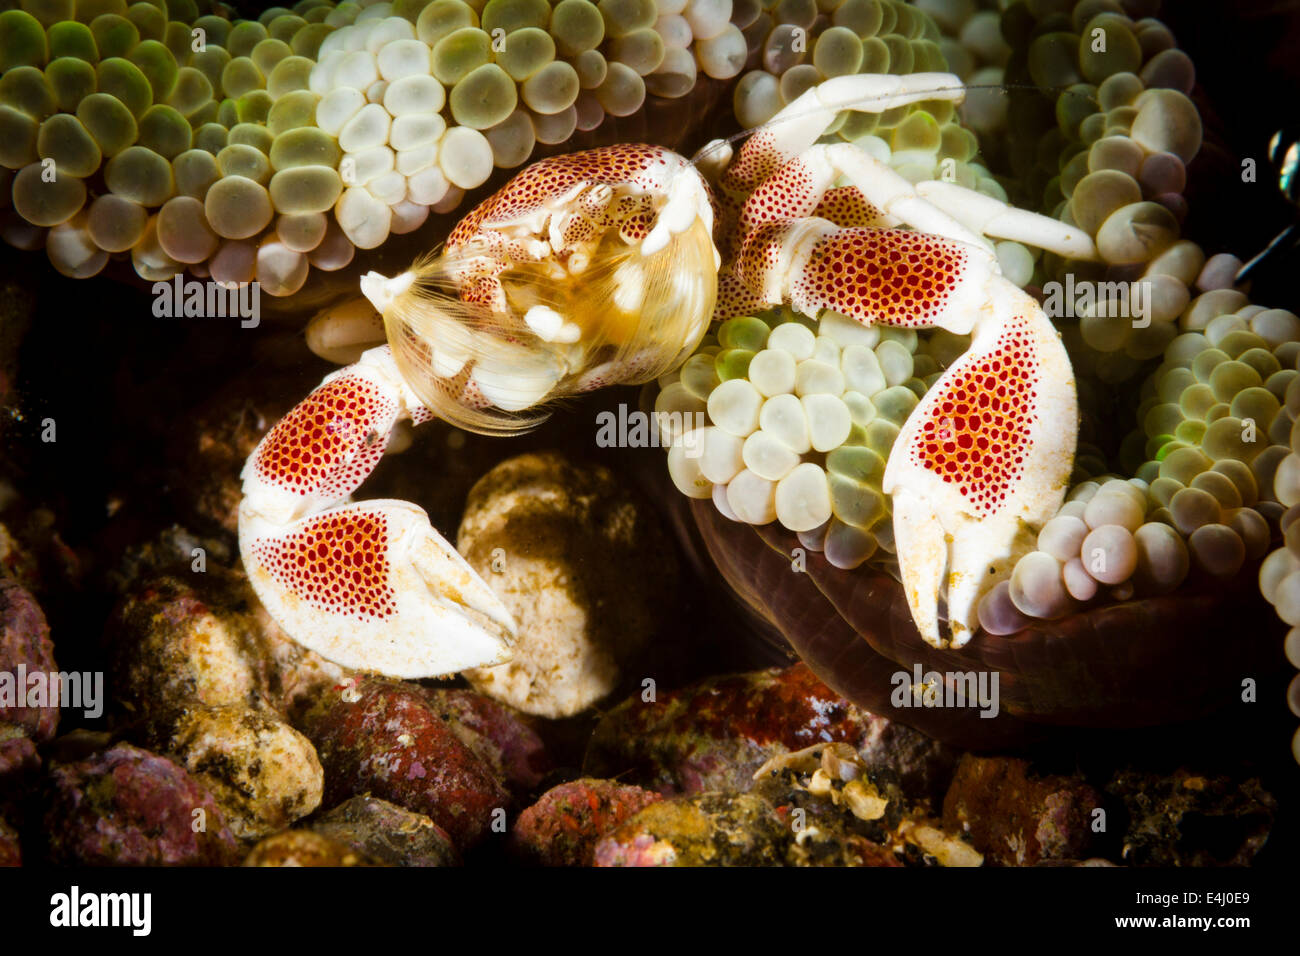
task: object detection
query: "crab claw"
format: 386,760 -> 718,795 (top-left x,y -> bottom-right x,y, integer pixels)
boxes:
883,279 -> 1077,647
240,501 -> 514,677
238,346 -> 516,677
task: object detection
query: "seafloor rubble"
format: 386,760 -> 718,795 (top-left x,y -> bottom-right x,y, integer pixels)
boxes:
0,298 -> 1290,865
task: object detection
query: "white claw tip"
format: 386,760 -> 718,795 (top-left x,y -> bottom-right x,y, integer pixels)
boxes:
360,270 -> 415,315
948,622 -> 973,648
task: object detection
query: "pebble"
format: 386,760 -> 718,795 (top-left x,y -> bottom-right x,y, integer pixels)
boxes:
44,743 -> 239,865
300,677 -> 511,852
167,701 -> 324,841
584,663 -> 954,804
942,755 -> 1102,866
512,778 -> 663,866
456,452 -> 675,718
311,795 -> 460,867
0,578 -> 58,743
243,829 -> 376,866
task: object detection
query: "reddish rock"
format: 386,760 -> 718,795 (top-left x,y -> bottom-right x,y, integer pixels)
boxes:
427,688 -> 552,801
0,577 -> 58,743
300,678 -> 510,852
942,755 -> 1102,866
44,743 -> 240,866
512,778 -> 662,866
584,663 -> 954,803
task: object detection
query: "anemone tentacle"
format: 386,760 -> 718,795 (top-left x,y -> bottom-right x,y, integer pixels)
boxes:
0,0 -> 972,293
649,0 -> 1300,758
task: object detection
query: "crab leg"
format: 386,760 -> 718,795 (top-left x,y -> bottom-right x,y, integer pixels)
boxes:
238,344 -> 516,677
914,179 -> 1099,260
739,143 -> 1096,256
728,218 -> 997,329
714,72 -> 966,197
739,215 -> 1076,645
721,137 -> 1085,646
720,138 -> 1096,319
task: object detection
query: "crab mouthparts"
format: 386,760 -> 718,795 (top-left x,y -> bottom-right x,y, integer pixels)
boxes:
361,270 -> 416,314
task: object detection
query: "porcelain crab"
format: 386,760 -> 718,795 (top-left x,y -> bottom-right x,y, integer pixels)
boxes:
238,70 -> 1097,675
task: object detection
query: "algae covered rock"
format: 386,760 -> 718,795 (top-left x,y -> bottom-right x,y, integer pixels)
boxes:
107,573 -> 275,735
584,662 -> 954,802
1106,767 -> 1277,866
0,727 -> 39,786
0,815 -> 19,867
108,563 -> 346,725
0,576 -> 59,743
941,755 -> 1103,866
311,795 -> 460,868
166,701 -> 324,841
44,742 -> 240,865
243,829 -> 376,867
593,792 -> 791,867
457,450 -> 678,718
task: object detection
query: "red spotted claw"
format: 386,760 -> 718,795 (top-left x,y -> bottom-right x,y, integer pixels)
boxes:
238,348 -> 515,677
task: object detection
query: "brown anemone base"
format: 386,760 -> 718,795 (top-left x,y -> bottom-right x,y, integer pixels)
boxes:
683,497 -> 1288,751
